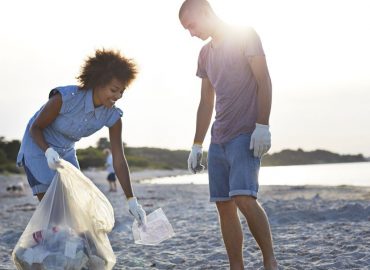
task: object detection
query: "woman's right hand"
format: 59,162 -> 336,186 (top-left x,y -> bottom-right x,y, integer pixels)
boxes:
45,147 -> 61,170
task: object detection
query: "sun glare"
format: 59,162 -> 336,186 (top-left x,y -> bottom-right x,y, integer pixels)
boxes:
211,0 -> 262,26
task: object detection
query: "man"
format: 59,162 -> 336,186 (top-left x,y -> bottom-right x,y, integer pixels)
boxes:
179,1 -> 278,269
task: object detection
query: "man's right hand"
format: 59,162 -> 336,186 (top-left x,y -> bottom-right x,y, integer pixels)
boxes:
45,147 -> 60,170
187,144 -> 205,174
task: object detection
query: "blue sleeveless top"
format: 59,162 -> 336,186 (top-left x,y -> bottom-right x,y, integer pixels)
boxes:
16,85 -> 123,185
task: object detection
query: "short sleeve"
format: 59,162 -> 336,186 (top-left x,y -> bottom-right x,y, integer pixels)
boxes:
105,107 -> 123,128
243,28 -> 265,57
196,45 -> 208,79
49,85 -> 79,114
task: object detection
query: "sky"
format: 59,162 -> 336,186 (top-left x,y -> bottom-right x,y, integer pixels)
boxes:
1,0 -> 370,156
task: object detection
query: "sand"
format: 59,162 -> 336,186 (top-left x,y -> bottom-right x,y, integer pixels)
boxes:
1,170 -> 370,269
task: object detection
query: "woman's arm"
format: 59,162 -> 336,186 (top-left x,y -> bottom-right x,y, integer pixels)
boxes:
109,118 -> 134,198
30,93 -> 62,152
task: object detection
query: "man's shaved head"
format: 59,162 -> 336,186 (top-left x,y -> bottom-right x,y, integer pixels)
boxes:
179,0 -> 214,19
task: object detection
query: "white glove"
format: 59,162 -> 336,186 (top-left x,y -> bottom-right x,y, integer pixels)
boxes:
128,197 -> 147,225
249,123 -> 271,158
45,147 -> 61,170
187,144 -> 205,174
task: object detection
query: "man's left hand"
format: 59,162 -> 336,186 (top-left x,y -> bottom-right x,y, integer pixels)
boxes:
250,123 -> 271,158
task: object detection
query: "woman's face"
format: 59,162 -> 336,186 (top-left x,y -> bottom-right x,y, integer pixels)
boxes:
93,78 -> 126,108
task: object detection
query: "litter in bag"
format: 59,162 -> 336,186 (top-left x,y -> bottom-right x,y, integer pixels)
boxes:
132,208 -> 175,245
12,159 -> 116,270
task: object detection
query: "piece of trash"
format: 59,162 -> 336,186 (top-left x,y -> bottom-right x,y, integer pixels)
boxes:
132,208 -> 175,245
12,160 -> 116,270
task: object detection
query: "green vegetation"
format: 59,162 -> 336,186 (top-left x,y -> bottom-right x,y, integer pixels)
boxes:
125,147 -> 199,171
76,145 -> 194,171
0,137 -> 21,173
76,138 -> 195,170
262,148 -> 366,166
0,137 -> 367,174
77,147 -> 106,169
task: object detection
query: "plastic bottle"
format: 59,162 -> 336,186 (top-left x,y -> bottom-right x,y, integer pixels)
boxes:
132,208 -> 175,245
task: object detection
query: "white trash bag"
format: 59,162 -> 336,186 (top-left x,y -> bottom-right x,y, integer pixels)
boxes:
12,159 -> 116,270
132,208 -> 175,246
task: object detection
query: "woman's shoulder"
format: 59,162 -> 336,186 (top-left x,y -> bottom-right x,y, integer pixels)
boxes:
100,105 -> 123,127
49,85 -> 81,99
100,105 -> 123,119
49,85 -> 87,114
108,105 -> 123,117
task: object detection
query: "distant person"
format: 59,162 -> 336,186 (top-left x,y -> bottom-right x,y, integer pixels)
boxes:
179,1 -> 278,269
103,148 -> 117,192
16,49 -> 146,225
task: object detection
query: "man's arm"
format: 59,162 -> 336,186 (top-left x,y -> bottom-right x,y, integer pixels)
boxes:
188,77 -> 215,173
248,55 -> 272,125
248,54 -> 272,157
193,77 -> 215,144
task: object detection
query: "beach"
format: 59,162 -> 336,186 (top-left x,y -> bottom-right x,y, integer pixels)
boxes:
1,171 -> 370,269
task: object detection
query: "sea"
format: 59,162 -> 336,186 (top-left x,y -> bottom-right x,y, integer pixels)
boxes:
143,162 -> 370,186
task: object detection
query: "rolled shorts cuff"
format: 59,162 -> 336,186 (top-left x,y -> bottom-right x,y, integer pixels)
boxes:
210,197 -> 233,202
31,184 -> 49,196
229,189 -> 258,199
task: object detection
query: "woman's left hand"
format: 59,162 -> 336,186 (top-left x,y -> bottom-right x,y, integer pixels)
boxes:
128,197 -> 147,225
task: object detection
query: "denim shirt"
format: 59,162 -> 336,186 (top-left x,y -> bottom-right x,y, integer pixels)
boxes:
16,85 -> 123,184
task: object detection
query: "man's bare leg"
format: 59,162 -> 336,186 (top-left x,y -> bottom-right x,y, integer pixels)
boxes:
216,200 -> 244,270
234,195 -> 278,270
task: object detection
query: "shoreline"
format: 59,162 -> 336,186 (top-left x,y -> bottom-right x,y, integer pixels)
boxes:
1,171 -> 370,269
0,168 -> 190,186
83,168 -> 190,184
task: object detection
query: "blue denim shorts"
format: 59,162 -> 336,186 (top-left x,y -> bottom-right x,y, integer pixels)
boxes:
107,172 -> 116,182
23,160 -> 49,196
22,152 -> 80,196
207,133 -> 261,202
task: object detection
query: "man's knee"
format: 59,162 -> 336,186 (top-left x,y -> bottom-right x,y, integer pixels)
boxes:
216,200 -> 237,216
233,195 -> 257,211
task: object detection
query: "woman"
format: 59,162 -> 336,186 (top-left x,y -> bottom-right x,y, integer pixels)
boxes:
16,49 -> 146,224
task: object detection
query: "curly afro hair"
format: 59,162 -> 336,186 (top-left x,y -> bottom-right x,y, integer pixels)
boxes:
77,49 -> 137,90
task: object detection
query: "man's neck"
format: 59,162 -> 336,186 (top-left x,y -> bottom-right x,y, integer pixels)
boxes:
210,20 -> 229,48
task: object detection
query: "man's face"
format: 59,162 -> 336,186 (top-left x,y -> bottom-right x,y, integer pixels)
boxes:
180,9 -> 210,40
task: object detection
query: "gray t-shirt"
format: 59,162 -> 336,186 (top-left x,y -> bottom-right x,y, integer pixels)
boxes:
196,27 -> 265,144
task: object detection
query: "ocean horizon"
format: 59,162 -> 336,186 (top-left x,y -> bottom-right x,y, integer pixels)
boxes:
143,161 -> 370,187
